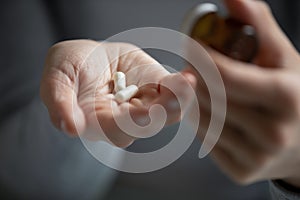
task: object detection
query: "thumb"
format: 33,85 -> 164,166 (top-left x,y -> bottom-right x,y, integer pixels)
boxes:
223,0 -> 297,67
40,66 -> 86,136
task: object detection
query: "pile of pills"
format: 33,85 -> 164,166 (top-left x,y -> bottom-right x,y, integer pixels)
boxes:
113,71 -> 138,103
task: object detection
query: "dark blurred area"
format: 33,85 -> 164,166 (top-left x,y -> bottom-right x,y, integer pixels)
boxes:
264,0 -> 300,51
0,0 -> 299,199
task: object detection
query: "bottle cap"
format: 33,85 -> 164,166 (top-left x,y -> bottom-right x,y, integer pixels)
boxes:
181,3 -> 218,35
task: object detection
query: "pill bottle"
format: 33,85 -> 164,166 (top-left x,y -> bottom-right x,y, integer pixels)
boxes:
181,3 -> 258,62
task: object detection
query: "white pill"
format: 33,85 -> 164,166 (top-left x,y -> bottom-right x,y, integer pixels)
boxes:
113,71 -> 126,93
115,85 -> 139,103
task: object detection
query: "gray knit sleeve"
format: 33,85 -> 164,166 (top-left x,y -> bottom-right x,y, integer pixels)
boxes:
270,180 -> 300,200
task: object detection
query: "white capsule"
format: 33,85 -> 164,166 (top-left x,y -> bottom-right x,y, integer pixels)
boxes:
115,85 -> 139,103
113,71 -> 126,93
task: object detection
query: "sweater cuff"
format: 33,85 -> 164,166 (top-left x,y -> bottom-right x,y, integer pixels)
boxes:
270,180 -> 300,200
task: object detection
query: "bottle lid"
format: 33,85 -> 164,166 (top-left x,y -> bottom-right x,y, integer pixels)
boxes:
181,3 -> 218,35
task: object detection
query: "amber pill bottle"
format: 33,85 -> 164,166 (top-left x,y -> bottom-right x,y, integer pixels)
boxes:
181,3 -> 258,62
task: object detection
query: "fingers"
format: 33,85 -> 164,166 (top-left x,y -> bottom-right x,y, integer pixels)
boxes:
202,46 -> 300,118
194,1 -> 300,184
198,85 -> 291,153
186,45 -> 281,109
204,46 -> 279,108
132,71 -> 197,127
153,72 -> 197,125
95,101 -> 137,148
199,103 -> 271,184
93,71 -> 197,145
41,40 -> 197,145
40,40 -> 101,136
40,67 -> 86,136
216,126 -> 262,169
224,0 -> 276,31
223,0 -> 297,67
199,103 -> 268,184
210,146 -> 259,184
209,118 -> 277,184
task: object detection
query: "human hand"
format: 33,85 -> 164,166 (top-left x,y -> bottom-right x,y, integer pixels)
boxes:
194,0 -> 300,187
40,40 -> 196,147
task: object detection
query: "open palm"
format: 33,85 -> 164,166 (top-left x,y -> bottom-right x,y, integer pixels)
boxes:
41,40 -> 196,147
